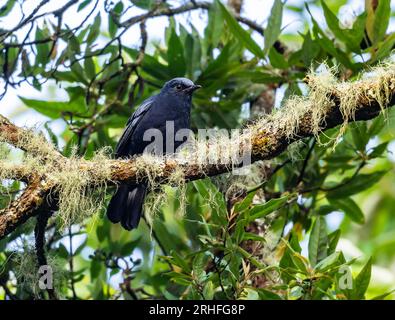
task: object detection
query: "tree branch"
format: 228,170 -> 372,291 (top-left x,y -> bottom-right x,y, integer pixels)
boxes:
0,178 -> 51,239
0,65 -> 394,239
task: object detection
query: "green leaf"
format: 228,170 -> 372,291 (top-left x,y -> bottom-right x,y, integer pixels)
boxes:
90,260 -> 103,279
326,171 -> 387,199
327,229 -> 341,255
352,258 -> 372,299
66,86 -> 86,102
285,5 -> 303,13
130,0 -> 153,10
203,281 -> 214,300
248,195 -> 288,222
43,122 -> 59,147
120,237 -> 141,256
95,223 -> 108,242
371,0 -> 391,44
257,289 -> 283,300
74,239 -> 87,256
234,218 -> 247,244
314,251 -> 341,272
179,24 -> 188,44
192,253 -> 207,282
87,13 -> 101,44
371,289 -> 395,300
233,70 -> 283,84
35,26 -> 51,66
218,1 -> 264,58
349,12 -> 367,50
204,0 -> 224,50
167,28 -> 186,77
242,232 -> 266,242
291,252 -> 309,274
308,217 -> 328,266
328,198 -> 365,224
70,60 -> 88,84
198,41 -> 243,83
53,71 -> 78,82
170,276 -> 192,286
268,47 -> 288,69
124,47 -> 169,80
289,232 -> 302,253
192,179 -> 227,225
108,2 -> 123,38
321,0 -> 365,52
96,114 -> 128,128
0,0 -> 16,17
264,0 -> 284,54
324,153 -> 354,169
316,205 -> 336,216
301,31 -> 320,66
234,191 -> 256,213
184,33 -> 202,78
68,34 -> 81,55
307,4 -> 354,70
368,141 -> 389,158
57,243 -> 69,259
241,288 -> 259,300
170,250 -> 192,273
350,122 -> 368,151
368,114 -> 385,136
84,56 -> 96,80
375,32 -> 395,61
77,0 -> 92,11
19,97 -> 86,119
283,82 -> 302,101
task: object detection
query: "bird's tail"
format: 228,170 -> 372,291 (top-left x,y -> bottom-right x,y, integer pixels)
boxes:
106,184 -> 147,230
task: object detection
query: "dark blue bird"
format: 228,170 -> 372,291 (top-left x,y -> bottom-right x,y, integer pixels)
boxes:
107,78 -> 201,230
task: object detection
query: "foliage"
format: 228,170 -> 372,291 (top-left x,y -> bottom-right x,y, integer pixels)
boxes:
0,0 -> 395,300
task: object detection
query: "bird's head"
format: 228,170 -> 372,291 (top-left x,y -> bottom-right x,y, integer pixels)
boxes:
161,78 -> 201,98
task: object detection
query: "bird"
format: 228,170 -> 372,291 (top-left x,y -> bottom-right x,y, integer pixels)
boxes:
106,77 -> 201,230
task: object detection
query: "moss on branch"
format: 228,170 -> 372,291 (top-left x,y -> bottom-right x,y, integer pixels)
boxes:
0,62 -> 395,239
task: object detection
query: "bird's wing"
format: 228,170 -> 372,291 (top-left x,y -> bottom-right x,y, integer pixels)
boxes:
115,95 -> 157,157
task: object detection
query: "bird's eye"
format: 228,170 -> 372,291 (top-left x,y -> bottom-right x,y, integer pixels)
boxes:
176,84 -> 182,90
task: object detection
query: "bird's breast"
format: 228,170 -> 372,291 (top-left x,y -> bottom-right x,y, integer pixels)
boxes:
130,96 -> 191,155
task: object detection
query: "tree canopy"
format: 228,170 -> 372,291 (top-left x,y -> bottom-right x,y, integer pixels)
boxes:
0,0 -> 395,300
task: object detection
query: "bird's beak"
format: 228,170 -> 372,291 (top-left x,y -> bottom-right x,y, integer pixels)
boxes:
184,84 -> 202,93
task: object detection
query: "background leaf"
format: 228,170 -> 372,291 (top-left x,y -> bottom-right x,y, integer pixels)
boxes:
264,0 -> 284,54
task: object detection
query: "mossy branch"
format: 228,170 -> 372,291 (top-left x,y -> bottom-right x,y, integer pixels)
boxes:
0,63 -> 395,239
